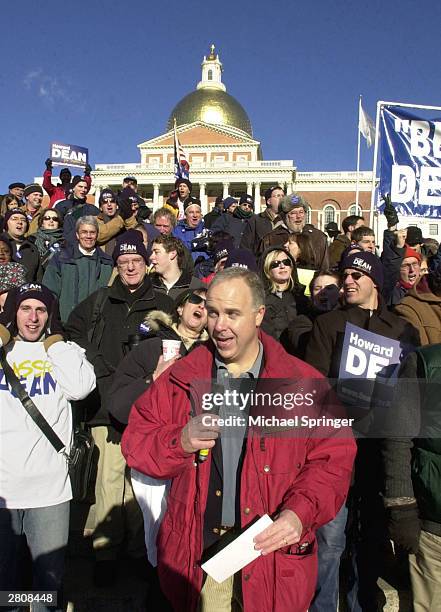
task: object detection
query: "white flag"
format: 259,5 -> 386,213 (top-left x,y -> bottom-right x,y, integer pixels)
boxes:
359,104 -> 376,147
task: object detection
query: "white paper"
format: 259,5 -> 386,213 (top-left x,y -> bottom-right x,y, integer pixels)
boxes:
201,514 -> 273,583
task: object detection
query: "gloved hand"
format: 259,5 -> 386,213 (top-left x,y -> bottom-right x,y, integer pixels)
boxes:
45,158 -> 53,171
0,287 -> 18,342
84,163 -> 92,176
383,194 -> 399,228
387,503 -> 421,554
118,198 -> 135,221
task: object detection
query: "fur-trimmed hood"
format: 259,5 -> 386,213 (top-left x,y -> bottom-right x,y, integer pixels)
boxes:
143,309 -> 208,350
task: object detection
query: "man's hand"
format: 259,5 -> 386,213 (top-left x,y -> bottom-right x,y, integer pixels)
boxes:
180,414 -> 220,454
383,194 -> 399,229
152,355 -> 178,381
253,509 -> 303,555
118,198 -> 135,221
45,158 -> 53,171
387,504 -> 421,554
395,228 -> 407,248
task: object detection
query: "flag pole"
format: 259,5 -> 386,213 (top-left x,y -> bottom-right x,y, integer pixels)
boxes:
369,101 -> 382,229
356,95 -> 362,207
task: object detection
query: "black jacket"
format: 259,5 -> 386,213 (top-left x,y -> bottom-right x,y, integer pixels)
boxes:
151,269 -> 204,300
240,209 -> 275,256
304,300 -> 420,380
1,233 -> 43,282
65,275 -> 174,425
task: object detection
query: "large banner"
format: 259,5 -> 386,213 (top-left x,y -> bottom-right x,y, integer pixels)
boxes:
379,105 -> 441,218
50,142 -> 88,169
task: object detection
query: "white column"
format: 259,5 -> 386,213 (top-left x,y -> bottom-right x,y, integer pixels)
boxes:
153,184 -> 160,209
247,182 -> 253,195
94,187 -> 101,207
199,183 -> 207,216
254,182 -> 261,212
223,182 -> 230,198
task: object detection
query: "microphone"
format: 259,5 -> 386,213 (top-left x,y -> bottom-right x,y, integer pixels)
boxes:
198,386 -> 222,463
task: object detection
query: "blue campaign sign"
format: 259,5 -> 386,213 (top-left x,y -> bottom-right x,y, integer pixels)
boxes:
337,323 -> 404,410
50,142 -> 88,168
378,106 -> 441,218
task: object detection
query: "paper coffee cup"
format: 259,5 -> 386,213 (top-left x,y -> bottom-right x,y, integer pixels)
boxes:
162,339 -> 181,361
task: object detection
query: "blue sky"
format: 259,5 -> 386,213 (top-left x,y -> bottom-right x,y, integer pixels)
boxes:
1,0 -> 440,189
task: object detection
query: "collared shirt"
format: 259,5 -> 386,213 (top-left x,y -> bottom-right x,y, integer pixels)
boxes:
214,341 -> 263,526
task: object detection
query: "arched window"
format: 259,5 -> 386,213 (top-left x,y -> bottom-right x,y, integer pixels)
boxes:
305,206 -> 312,225
348,203 -> 362,217
207,69 -> 213,81
323,204 -> 336,225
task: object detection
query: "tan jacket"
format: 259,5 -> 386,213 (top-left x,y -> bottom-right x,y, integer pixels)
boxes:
395,282 -> 441,346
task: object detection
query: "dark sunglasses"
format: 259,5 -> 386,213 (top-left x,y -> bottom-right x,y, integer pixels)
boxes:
269,258 -> 292,270
42,215 -> 59,221
343,271 -> 365,281
187,294 -> 206,305
102,198 -> 116,203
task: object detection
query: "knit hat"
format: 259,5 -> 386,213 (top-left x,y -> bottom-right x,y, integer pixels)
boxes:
175,178 -> 192,192
278,193 -> 308,215
0,262 -> 27,294
71,175 -> 87,189
124,176 -> 137,184
23,184 -> 43,198
403,245 -> 422,262
223,196 -> 238,210
59,168 -> 71,178
184,197 -> 202,212
112,230 -> 149,264
406,226 -> 423,246
224,248 -> 258,273
15,283 -> 56,311
99,188 -> 116,205
264,185 -> 283,202
8,182 -> 25,191
341,251 -> 384,290
4,208 -> 29,229
213,238 -> 234,264
239,194 -> 254,208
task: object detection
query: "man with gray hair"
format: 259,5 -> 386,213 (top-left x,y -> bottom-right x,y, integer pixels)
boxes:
43,216 -> 114,322
258,193 -> 329,268
122,267 -> 356,612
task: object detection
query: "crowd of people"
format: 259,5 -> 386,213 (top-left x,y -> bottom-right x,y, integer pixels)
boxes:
0,166 -> 440,612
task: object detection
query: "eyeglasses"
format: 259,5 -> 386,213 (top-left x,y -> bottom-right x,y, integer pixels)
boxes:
42,216 -> 59,221
400,262 -> 420,270
269,258 -> 292,269
117,259 -> 145,270
343,271 -> 366,281
187,294 -> 206,305
102,198 -> 116,203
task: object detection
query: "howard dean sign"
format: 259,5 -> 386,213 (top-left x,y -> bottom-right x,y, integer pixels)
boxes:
50,142 -> 88,169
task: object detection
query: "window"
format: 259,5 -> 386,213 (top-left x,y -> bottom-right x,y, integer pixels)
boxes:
305,207 -> 312,224
207,69 -> 213,81
429,224 -> 439,236
323,205 -> 336,225
348,203 -> 362,217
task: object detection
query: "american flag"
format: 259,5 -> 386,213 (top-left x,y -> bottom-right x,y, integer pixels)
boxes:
173,118 -> 190,180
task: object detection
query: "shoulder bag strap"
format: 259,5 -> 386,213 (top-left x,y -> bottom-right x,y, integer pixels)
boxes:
0,347 -> 66,455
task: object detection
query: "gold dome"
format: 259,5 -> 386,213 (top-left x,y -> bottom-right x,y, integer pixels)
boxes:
167,88 -> 253,137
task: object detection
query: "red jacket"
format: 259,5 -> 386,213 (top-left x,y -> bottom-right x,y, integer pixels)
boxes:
42,170 -> 91,208
122,332 -> 356,612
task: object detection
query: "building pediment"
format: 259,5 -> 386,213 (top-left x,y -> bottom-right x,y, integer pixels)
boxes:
138,121 -> 260,149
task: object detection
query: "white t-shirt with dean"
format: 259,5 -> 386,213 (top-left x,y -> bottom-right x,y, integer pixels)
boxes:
0,340 -> 96,509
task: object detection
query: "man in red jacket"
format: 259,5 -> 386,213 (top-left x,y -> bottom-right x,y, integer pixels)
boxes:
122,268 -> 356,611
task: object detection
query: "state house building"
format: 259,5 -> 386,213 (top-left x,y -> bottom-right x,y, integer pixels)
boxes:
91,46 -> 375,231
